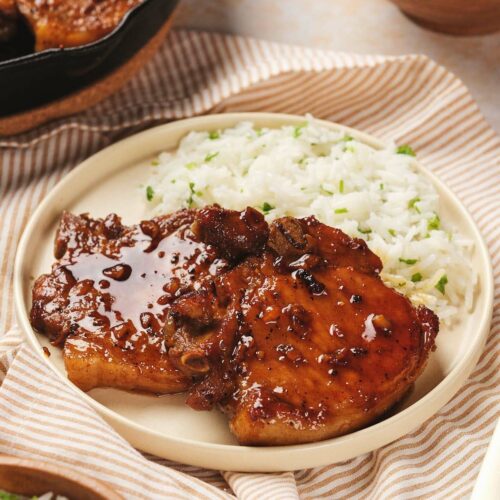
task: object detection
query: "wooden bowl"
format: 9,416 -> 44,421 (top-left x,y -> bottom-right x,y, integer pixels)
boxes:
0,455 -> 122,499
391,0 -> 500,35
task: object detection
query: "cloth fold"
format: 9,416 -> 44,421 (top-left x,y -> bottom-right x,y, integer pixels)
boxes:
0,329 -> 234,499
0,29 -> 499,499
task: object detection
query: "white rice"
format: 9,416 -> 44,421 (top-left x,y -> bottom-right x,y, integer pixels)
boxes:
145,119 -> 476,325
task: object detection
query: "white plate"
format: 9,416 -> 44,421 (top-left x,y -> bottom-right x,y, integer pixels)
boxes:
14,113 -> 494,472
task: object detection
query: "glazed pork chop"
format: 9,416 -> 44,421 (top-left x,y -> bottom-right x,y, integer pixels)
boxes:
17,0 -> 143,51
0,0 -> 18,42
166,212 -> 439,445
30,207 -> 267,393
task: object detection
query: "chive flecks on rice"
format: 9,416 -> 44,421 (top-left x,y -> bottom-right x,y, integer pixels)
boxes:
145,119 -> 476,325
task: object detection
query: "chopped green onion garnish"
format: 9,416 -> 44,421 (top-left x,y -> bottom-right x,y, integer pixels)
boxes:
396,144 -> 416,157
0,491 -> 22,500
335,208 -> 348,214
434,274 -> 448,295
358,226 -> 372,234
293,122 -> 308,138
186,162 -> 197,170
399,258 -> 418,265
255,127 -> 264,137
408,196 -> 421,213
428,213 -> 441,231
339,179 -> 344,193
435,274 -> 448,294
208,130 -> 220,140
411,273 -> 423,283
146,185 -> 154,202
151,159 -> 159,166
380,183 -> 384,190
320,185 -> 334,196
388,228 -> 397,237
186,182 -> 197,207
261,202 -> 275,213
341,135 -> 353,142
204,151 -> 219,162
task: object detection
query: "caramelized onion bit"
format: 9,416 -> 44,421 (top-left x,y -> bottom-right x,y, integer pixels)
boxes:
373,314 -> 391,330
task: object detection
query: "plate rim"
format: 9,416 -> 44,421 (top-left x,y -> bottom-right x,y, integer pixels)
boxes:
13,112 -> 494,471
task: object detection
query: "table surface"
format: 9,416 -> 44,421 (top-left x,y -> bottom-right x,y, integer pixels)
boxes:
174,0 -> 500,133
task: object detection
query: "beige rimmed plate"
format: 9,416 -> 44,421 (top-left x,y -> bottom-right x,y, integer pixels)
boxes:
14,113 -> 494,472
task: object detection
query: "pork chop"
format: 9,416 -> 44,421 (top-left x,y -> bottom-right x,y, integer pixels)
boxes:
30,207 -> 267,393
166,213 -> 439,445
0,0 -> 18,42
17,0 -> 143,51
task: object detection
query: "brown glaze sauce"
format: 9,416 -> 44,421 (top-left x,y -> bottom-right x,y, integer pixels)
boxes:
64,227 -> 224,339
170,215 -> 437,443
30,210 -> 256,394
229,253 -> 429,427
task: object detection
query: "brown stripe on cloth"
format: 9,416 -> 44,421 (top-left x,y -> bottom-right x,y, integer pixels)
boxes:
0,29 -> 499,499
0,341 -> 233,499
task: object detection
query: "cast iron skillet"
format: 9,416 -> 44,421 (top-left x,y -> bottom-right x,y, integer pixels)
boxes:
0,0 -> 179,116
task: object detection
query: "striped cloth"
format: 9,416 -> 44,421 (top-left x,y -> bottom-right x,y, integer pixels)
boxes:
0,30 -> 499,499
